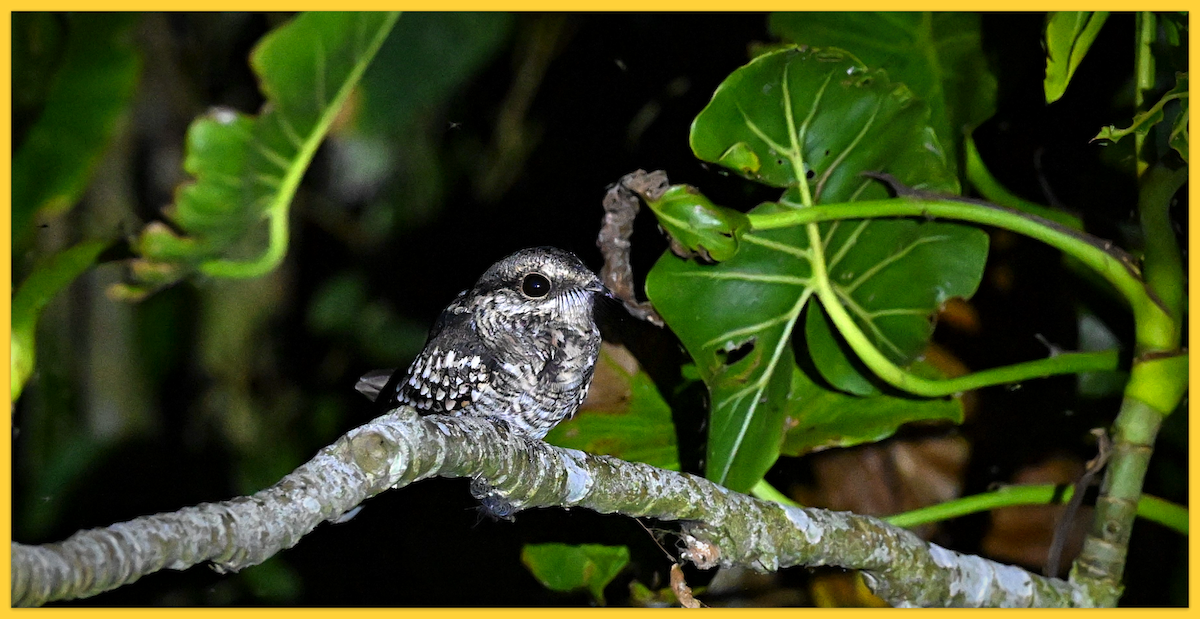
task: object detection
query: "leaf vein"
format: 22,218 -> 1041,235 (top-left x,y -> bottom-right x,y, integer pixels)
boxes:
742,233 -> 812,259
844,234 -> 949,294
713,288 -> 813,483
676,271 -> 810,286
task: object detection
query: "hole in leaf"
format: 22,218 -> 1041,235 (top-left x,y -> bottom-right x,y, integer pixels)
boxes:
806,169 -> 816,180
716,338 -> 756,366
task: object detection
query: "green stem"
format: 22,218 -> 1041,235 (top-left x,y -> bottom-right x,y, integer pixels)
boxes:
751,198 -> 1166,344
883,484 -> 1187,536
1133,12 -> 1156,178
1136,163 -> 1187,341
1069,90 -> 1188,603
750,198 -> 1162,397
1071,398 -> 1166,605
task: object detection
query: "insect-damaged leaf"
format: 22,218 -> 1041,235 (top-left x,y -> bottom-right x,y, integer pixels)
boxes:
646,47 -> 984,491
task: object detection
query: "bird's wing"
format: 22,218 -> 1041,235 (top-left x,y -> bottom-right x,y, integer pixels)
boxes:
394,307 -> 501,414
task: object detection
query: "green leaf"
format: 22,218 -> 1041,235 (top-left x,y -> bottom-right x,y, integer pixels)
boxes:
1043,12 -> 1109,104
12,13 -> 140,255
646,242 -> 804,492
115,12 -> 399,299
544,347 -> 680,471
521,543 -> 630,604
644,184 -> 749,262
769,13 -> 996,172
647,207 -> 986,489
781,366 -> 962,456
1094,72 -> 1189,151
333,13 -> 513,233
647,47 -> 983,491
357,12 -> 513,136
690,46 -> 959,204
1169,93 -> 1189,163
805,301 -> 879,396
12,240 -> 112,402
805,217 -> 989,394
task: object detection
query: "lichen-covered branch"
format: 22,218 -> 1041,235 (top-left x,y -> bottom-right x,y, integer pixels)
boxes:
12,408 -> 1097,607
678,503 -> 1079,607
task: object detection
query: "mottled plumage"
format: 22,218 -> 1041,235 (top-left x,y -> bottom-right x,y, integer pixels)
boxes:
358,246 -> 607,439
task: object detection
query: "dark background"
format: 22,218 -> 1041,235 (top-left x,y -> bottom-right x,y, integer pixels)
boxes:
11,12 -> 1187,606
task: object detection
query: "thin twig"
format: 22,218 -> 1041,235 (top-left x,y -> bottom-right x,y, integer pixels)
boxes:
597,169 -> 668,326
1044,428 -> 1112,577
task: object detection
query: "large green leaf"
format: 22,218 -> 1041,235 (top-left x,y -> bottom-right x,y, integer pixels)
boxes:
647,212 -> 984,490
113,12 -> 399,299
544,346 -> 681,471
646,47 -> 984,492
357,12 -> 513,136
329,13 -> 514,235
769,12 -> 996,172
12,13 -> 140,256
1043,12 -> 1109,104
690,46 -> 958,202
521,543 -> 629,605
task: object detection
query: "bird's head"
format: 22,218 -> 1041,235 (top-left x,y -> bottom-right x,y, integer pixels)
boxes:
469,246 -> 609,329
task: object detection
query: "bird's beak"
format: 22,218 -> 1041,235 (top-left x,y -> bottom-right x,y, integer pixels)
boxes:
588,281 -> 614,297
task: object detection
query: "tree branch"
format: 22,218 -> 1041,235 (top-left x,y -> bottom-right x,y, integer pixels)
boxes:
12,408 -> 1100,607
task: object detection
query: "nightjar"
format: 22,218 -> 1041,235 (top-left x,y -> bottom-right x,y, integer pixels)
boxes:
357,246 -> 609,439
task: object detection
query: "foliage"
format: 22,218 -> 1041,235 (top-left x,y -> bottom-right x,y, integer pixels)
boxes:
1094,71 -> 1189,162
521,543 -> 630,604
9,11 -> 1189,607
1043,12 -> 1109,104
11,241 -> 112,402
645,46 -> 982,491
112,12 -> 399,298
11,13 -> 140,257
632,10 -> 1187,608
769,12 -> 996,170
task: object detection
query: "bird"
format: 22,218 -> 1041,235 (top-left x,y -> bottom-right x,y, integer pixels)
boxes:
357,246 -> 609,439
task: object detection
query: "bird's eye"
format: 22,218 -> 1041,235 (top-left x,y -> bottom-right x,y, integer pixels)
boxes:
521,273 -> 552,298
